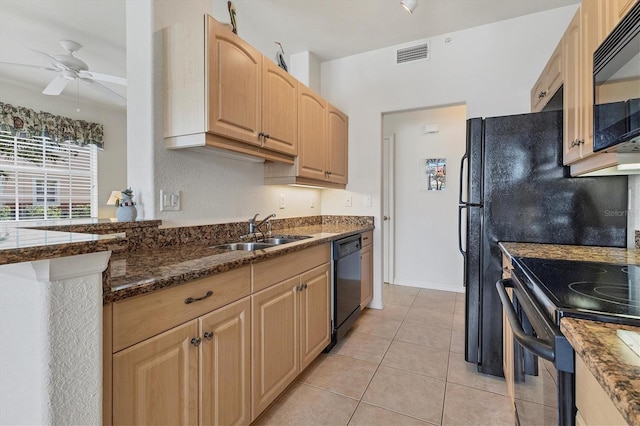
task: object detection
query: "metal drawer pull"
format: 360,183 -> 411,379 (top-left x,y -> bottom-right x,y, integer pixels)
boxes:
184,290 -> 213,304
203,331 -> 214,340
191,337 -> 201,347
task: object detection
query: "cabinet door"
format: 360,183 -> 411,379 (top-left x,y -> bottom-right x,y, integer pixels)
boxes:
327,104 -> 348,184
299,263 -> 331,370
262,59 -> 298,155
208,16 -> 262,145
200,297 -> 251,426
360,243 -> 373,309
113,321 -> 199,426
251,277 -> 299,421
502,288 -> 515,409
298,85 -> 328,181
580,0 -> 600,157
562,9 -> 583,164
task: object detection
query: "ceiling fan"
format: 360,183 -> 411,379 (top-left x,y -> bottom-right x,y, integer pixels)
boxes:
0,39 -> 127,105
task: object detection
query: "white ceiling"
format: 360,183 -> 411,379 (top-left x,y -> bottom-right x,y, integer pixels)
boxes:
0,0 -> 580,109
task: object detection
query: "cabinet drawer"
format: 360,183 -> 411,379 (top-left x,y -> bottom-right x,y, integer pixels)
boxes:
252,244 -> 330,293
361,230 -> 373,247
112,266 -> 251,352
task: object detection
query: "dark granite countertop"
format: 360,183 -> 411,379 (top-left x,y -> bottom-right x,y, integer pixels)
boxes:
561,318 -> 640,426
499,242 -> 640,265
106,223 -> 373,304
0,225 -> 127,265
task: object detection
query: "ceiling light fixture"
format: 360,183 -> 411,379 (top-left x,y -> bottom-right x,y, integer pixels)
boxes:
400,0 -> 417,14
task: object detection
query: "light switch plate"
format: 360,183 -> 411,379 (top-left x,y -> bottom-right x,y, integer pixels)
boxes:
345,195 -> 352,207
363,195 -> 372,207
160,190 -> 181,211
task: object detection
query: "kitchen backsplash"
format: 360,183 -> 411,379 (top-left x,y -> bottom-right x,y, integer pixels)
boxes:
33,216 -> 374,252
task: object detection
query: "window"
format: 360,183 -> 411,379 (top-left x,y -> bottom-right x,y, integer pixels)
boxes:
0,132 -> 97,221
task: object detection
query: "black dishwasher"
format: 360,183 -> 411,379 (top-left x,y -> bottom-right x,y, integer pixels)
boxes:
326,234 -> 362,351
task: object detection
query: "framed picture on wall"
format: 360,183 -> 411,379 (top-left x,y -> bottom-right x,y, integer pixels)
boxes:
420,158 -> 446,191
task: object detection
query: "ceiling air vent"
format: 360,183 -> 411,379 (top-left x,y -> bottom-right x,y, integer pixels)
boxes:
396,42 -> 430,64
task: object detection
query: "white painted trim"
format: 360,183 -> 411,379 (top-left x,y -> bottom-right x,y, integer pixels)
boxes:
0,251 -> 111,282
391,278 -> 465,293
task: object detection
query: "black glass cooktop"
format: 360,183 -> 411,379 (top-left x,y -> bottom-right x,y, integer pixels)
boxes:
513,257 -> 640,325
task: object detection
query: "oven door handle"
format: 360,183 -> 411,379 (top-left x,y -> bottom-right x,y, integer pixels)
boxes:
496,278 -> 555,362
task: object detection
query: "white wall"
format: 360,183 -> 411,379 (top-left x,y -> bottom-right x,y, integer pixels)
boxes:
384,104 -> 466,291
319,5 -> 579,307
0,80 -> 127,218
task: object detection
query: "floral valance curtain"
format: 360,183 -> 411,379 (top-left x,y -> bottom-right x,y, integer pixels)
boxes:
0,102 -> 104,149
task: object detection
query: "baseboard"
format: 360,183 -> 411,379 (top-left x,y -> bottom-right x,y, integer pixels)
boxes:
390,278 -> 464,293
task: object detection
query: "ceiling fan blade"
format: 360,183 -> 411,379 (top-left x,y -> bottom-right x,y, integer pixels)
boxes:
79,78 -> 126,105
43,76 -> 71,95
78,70 -> 126,86
29,48 -> 69,70
0,61 -> 58,72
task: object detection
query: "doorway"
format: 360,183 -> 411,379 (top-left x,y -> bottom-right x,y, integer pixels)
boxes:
382,104 -> 467,292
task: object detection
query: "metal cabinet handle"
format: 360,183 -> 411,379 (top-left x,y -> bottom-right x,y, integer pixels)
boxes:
203,331 -> 214,341
191,337 -> 202,347
538,90 -> 547,99
303,283 -> 308,290
184,290 -> 213,305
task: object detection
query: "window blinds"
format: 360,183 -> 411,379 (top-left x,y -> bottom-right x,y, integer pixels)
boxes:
0,131 -> 97,221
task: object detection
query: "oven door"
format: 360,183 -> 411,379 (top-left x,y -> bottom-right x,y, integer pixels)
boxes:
497,276 -> 575,426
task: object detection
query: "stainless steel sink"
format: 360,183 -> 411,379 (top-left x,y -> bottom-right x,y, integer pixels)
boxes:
213,235 -> 311,251
213,242 -> 276,251
262,237 -> 304,245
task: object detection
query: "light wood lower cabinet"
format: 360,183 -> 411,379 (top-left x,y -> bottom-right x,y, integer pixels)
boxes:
251,262 -> 331,421
360,231 -> 373,309
575,354 -> 627,425
113,320 -> 200,425
108,244 -> 333,425
112,295 -> 251,426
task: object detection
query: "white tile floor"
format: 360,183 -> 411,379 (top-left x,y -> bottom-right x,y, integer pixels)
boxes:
254,284 -> 519,425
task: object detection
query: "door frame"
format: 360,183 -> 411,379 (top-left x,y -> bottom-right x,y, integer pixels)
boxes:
382,135 -> 395,286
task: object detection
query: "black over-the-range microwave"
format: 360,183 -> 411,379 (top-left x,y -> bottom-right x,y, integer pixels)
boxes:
593,2 -> 640,153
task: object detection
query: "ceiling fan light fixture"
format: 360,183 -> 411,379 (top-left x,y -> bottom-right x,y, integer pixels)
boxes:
400,0 -> 417,14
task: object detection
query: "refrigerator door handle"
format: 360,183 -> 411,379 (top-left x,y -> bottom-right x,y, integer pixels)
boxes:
459,153 -> 468,205
458,205 -> 467,257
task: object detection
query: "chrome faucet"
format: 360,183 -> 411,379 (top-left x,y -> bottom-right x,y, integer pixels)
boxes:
248,213 -> 276,237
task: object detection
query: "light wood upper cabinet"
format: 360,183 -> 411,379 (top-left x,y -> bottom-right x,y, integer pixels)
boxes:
360,231 -> 373,309
327,104 -> 349,184
562,9 -> 583,165
113,321 -> 199,426
530,41 -> 563,112
164,15 -> 295,163
208,17 -> 262,146
262,59 -> 298,156
298,85 -> 328,181
600,0 -> 638,39
264,86 -> 349,188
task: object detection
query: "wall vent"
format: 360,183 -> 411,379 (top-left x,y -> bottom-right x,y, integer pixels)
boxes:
396,42 -> 430,64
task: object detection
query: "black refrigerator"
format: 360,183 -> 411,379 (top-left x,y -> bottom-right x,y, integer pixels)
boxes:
458,110 -> 628,377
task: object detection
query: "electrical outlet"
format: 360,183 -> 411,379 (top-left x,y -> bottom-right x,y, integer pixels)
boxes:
279,194 -> 286,209
345,195 -> 352,207
310,196 -> 316,208
363,195 -> 372,207
160,190 -> 181,211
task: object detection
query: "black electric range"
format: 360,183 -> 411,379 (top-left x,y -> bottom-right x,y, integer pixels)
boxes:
513,257 -> 640,327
